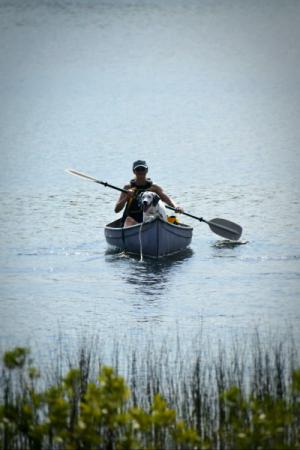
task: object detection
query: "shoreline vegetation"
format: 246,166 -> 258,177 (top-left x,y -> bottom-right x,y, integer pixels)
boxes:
0,335 -> 299,449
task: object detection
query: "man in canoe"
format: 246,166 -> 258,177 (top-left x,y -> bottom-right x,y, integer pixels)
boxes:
115,160 -> 183,227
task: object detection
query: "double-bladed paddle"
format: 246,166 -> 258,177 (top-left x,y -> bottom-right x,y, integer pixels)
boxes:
66,168 -> 243,240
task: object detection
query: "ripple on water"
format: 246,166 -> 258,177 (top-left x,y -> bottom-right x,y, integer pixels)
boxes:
213,240 -> 249,248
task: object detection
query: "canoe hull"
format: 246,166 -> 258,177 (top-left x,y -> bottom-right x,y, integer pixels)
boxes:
105,218 -> 193,258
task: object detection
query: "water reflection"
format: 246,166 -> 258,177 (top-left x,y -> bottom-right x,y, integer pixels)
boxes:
105,248 -> 193,296
211,239 -> 248,259
212,240 -> 249,249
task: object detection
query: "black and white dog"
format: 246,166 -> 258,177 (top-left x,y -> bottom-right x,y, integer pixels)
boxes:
139,192 -> 167,222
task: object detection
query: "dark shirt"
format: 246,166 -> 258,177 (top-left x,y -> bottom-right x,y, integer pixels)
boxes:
122,178 -> 153,224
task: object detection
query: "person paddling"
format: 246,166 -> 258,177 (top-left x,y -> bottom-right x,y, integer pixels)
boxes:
115,160 -> 183,227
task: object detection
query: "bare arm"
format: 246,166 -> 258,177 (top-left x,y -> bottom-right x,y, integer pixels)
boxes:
114,184 -> 134,213
151,184 -> 183,212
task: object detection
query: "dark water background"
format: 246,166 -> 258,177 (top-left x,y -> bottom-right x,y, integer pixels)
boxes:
0,0 -> 299,361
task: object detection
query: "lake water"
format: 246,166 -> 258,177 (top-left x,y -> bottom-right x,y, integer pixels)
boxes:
0,0 -> 300,362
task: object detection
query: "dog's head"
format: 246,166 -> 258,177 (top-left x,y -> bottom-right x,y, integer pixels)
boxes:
139,191 -> 160,212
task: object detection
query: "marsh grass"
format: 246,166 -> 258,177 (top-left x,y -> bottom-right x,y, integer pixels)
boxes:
0,333 -> 299,449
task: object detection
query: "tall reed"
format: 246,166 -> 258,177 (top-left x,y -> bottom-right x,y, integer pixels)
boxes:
0,332 -> 299,449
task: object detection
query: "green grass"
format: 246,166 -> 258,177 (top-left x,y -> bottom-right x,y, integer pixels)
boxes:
0,335 -> 299,449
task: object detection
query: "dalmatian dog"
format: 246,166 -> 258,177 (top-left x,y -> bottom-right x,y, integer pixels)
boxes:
139,191 -> 168,223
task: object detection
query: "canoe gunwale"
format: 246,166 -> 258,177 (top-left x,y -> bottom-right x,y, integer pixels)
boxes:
105,217 -> 193,231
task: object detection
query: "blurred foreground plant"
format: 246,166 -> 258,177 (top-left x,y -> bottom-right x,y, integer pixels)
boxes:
0,347 -> 299,450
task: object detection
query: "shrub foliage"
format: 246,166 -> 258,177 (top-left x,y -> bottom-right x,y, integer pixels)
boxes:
0,347 -> 299,449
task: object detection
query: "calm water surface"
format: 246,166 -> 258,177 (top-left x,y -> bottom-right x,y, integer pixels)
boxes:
0,0 -> 300,360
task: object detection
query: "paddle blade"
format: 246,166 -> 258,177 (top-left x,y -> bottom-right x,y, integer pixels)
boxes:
208,218 -> 242,240
65,169 -> 98,182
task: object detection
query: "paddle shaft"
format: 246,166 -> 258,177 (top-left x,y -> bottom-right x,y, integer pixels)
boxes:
96,180 -> 127,194
102,186 -> 208,226
166,205 -> 204,222
66,169 -> 128,194
166,205 -> 234,229
166,205 -> 242,239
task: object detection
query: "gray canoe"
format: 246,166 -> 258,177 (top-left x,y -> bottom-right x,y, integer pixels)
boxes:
105,217 -> 193,258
